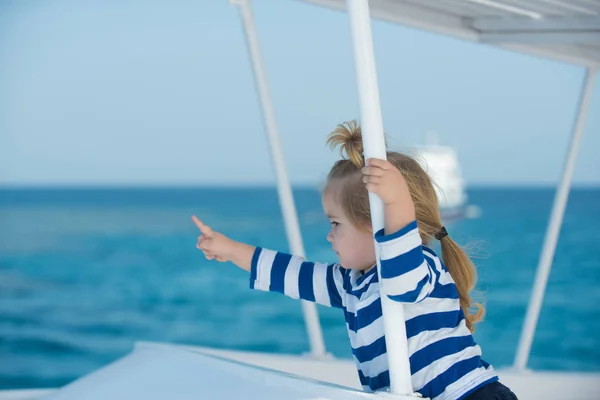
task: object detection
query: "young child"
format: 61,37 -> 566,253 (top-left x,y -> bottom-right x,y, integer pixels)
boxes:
192,120 -> 517,400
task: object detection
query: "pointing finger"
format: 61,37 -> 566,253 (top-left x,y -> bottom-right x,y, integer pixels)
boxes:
192,215 -> 214,237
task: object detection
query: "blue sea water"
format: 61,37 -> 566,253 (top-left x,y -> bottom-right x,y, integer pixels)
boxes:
0,187 -> 599,390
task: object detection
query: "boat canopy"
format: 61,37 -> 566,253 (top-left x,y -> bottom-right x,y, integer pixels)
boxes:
297,0 -> 600,67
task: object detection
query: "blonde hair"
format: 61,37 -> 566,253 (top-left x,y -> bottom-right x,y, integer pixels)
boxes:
325,120 -> 484,332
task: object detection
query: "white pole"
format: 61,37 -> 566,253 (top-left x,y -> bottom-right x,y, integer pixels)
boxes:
514,68 -> 596,370
346,0 -> 415,396
230,0 -> 327,358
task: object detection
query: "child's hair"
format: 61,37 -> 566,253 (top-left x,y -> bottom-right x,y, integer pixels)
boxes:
325,120 -> 484,332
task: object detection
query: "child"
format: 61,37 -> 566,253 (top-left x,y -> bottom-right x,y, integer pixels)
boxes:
192,120 -> 517,400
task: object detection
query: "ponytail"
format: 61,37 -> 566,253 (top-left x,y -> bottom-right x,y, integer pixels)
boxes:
327,120 -> 364,168
440,236 -> 484,332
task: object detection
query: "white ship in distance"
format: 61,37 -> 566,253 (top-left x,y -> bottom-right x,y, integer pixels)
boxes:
412,132 -> 480,221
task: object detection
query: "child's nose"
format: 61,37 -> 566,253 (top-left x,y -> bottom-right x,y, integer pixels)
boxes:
326,230 -> 333,243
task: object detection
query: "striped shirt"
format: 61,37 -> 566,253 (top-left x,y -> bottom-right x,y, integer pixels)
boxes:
249,220 -> 497,400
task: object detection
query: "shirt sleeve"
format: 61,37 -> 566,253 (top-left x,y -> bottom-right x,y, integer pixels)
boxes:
374,220 -> 437,303
249,247 -> 346,309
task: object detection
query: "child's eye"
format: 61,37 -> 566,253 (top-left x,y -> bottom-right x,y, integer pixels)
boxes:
330,221 -> 339,227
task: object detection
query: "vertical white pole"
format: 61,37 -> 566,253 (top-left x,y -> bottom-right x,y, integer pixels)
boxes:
230,0 -> 327,358
514,68 -> 596,370
346,0 -> 414,395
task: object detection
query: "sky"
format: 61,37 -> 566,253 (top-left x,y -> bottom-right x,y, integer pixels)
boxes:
0,0 -> 598,187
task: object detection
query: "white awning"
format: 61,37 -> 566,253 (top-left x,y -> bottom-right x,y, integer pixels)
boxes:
296,0 -> 600,67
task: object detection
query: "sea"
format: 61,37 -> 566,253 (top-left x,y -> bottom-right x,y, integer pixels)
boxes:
0,187 -> 599,390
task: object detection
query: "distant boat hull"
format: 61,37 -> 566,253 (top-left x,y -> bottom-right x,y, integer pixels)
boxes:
441,204 -> 482,222
440,206 -> 467,221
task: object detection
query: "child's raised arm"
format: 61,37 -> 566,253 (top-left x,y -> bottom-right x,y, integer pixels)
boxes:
375,221 -> 438,303
192,215 -> 345,309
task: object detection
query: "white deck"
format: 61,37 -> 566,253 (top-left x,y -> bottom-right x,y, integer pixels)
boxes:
2,343 -> 599,400
188,345 -> 600,399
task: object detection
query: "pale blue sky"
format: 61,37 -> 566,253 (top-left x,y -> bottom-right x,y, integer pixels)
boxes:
1,0 -> 598,186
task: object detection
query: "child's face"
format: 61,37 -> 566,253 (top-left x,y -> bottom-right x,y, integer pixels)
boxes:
322,190 -> 376,271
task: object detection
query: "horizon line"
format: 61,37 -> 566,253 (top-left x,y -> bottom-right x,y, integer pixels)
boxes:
1,183 -> 599,190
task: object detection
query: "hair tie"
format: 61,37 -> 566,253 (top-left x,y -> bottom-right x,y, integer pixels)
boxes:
435,226 -> 448,240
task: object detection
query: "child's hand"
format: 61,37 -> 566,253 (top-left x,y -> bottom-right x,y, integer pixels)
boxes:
362,158 -> 412,206
362,158 -> 416,234
192,215 -> 236,262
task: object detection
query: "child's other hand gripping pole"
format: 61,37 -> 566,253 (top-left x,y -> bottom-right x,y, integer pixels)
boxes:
362,158 -> 416,235
191,215 -> 255,272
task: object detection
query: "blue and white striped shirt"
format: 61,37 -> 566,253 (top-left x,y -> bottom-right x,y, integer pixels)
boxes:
249,220 -> 497,400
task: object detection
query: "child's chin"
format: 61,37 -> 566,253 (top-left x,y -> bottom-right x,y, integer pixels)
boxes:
344,263 -> 363,271
338,258 -> 365,271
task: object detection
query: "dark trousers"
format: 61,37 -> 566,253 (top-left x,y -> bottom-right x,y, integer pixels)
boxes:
463,381 -> 518,400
